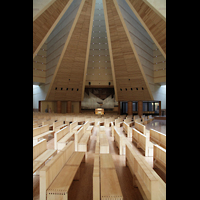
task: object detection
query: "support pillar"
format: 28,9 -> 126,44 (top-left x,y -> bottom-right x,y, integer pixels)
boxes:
128,101 -> 132,115
118,101 -> 120,114
138,100 -> 143,117
67,101 -> 71,113
57,101 -> 61,113
159,101 -> 161,116
79,101 -> 81,113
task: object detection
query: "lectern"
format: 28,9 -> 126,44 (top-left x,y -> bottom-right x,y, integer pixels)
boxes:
95,108 -> 104,115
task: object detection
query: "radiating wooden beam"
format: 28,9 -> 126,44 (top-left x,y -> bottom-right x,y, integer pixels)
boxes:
126,0 -> 166,59
33,0 -> 73,59
103,0 -> 118,101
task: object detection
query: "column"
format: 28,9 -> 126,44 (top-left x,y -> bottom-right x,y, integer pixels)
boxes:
138,100 -> 143,117
118,101 -> 120,114
67,101 -> 71,113
128,101 -> 132,115
159,101 -> 161,116
79,101 -> 81,113
57,101 -> 61,113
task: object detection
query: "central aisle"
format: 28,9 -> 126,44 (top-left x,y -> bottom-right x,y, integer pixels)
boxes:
67,126 -> 143,200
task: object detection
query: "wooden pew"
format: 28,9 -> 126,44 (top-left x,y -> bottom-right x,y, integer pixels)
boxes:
33,124 -> 55,145
100,133 -> 109,154
40,141 -> 85,200
104,117 -> 114,127
42,119 -> 55,130
150,129 -> 166,149
148,115 -> 154,122
93,140 -> 100,200
114,127 -> 126,155
33,139 -> 57,173
83,121 -> 94,135
126,143 -> 166,200
70,121 -> 82,134
54,126 -> 73,150
100,154 -> 123,200
135,121 -> 146,135
110,121 -> 114,137
153,144 -> 166,174
115,117 -> 124,127
75,126 -> 90,152
132,128 -> 153,156
53,120 -> 67,132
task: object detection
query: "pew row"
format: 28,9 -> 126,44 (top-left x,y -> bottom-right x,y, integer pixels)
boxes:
135,122 -> 146,135
126,143 -> 166,200
40,141 -> 85,200
33,124 -> 55,145
114,127 -> 126,155
99,133 -> 109,154
33,139 -> 57,173
150,129 -> 166,149
132,128 -> 153,156
53,120 -> 67,132
75,126 -> 90,152
93,140 -> 100,200
153,144 -> 166,174
83,121 -> 94,135
70,121 -> 82,133
100,154 -> 123,200
54,126 -> 74,151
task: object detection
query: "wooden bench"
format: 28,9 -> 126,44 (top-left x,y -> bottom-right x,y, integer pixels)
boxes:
93,140 -> 100,200
83,121 -> 94,135
33,124 -> 55,145
110,121 -> 114,137
100,154 -> 123,200
70,121 -> 82,134
75,126 -> 90,152
148,115 -> 154,122
115,117 -> 124,127
100,133 -> 109,154
40,141 -> 85,200
126,142 -> 166,200
135,121 -> 146,135
33,139 -> 57,173
153,144 -> 166,174
114,127 -> 126,155
42,119 -> 55,130
143,116 -> 150,125
150,129 -> 166,149
132,128 -> 153,156
53,120 -> 67,132
54,126 -> 74,150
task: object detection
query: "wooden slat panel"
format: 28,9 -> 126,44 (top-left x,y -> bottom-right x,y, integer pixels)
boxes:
126,0 -> 166,58
103,0 -> 153,101
33,0 -> 73,58
46,0 -> 95,101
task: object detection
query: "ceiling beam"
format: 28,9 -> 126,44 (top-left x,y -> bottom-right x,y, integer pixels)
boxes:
126,0 -> 166,59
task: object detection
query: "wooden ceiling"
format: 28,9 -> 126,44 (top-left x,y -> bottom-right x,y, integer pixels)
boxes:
33,0 -> 73,59
103,0 -> 153,101
126,0 -> 166,58
45,0 -> 95,101
33,0 -> 165,102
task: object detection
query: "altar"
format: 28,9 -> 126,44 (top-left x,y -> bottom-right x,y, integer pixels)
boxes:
95,108 -> 104,115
